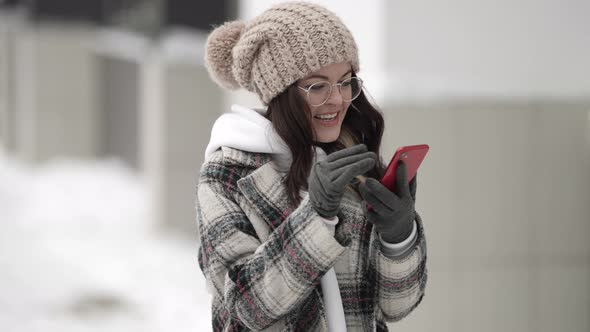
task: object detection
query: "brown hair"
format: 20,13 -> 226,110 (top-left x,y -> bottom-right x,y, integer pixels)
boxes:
265,73 -> 386,206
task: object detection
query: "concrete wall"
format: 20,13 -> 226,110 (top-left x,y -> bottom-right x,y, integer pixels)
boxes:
0,10 -> 18,153
380,101 -> 590,332
12,22 -> 100,162
97,56 -> 141,168
151,61 -> 222,233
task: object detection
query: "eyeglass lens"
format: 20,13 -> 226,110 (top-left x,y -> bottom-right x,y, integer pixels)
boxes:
307,77 -> 362,106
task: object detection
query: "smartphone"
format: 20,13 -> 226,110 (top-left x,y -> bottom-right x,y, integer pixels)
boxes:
381,144 -> 429,192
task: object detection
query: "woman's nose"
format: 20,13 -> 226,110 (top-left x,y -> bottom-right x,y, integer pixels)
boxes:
325,85 -> 344,104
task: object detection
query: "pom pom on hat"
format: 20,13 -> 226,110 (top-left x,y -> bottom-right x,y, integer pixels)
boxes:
204,21 -> 246,90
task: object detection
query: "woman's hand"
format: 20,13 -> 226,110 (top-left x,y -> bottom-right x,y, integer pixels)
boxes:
360,161 -> 417,243
309,144 -> 377,219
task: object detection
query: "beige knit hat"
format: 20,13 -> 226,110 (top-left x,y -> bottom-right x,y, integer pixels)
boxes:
204,1 -> 360,104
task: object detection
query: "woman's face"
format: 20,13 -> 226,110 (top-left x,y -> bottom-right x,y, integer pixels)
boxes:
297,62 -> 353,143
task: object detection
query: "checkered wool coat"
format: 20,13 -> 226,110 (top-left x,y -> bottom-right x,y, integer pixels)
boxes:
196,147 -> 427,331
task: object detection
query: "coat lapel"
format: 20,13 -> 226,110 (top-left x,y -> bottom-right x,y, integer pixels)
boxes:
237,161 -> 295,230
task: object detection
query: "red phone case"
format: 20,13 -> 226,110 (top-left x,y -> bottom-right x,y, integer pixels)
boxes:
381,144 -> 429,191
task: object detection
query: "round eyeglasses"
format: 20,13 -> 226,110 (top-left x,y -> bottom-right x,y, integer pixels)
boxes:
297,77 -> 363,107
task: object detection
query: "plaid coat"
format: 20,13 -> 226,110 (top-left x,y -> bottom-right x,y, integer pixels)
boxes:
196,147 -> 427,331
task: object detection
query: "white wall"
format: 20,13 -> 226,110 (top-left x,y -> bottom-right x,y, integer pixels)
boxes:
384,0 -> 590,101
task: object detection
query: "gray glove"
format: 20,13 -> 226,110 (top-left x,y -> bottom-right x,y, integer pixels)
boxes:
309,144 -> 377,219
359,161 -> 417,243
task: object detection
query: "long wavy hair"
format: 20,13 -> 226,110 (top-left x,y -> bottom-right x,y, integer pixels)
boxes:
265,72 -> 386,206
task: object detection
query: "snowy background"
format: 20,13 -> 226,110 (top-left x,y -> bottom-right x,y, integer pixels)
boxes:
0,152 -> 211,332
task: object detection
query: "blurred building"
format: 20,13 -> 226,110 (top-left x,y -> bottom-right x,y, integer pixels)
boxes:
0,0 -> 237,235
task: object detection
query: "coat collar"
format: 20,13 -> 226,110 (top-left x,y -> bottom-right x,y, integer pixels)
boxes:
219,146 -> 272,169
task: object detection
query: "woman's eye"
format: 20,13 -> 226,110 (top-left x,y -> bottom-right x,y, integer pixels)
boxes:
309,83 -> 328,91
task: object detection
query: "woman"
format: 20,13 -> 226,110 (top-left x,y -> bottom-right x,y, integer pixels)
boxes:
197,2 -> 427,331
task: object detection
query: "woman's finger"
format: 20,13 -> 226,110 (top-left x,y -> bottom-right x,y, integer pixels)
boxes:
409,173 -> 418,202
325,144 -> 367,162
327,151 -> 377,172
333,158 -> 375,188
395,161 -> 411,197
363,178 -> 401,208
359,181 -> 398,213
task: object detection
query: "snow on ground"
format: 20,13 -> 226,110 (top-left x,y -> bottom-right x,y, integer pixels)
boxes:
0,153 -> 212,332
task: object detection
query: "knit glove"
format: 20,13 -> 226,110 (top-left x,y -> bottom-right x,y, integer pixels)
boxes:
309,144 -> 377,219
360,161 -> 417,243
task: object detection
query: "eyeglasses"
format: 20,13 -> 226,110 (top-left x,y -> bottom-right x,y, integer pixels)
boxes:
297,77 -> 363,107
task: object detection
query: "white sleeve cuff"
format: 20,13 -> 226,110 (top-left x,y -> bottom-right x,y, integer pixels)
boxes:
319,216 -> 339,235
379,220 -> 418,258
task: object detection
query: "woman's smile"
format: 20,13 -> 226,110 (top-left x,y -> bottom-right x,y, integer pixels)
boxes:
313,111 -> 341,126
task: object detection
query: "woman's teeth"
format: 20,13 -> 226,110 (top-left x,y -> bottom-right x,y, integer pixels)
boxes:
314,113 -> 337,120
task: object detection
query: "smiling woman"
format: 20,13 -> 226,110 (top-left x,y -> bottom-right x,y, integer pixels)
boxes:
197,2 -> 428,331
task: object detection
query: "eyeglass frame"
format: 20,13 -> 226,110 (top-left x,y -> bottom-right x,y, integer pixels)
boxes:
297,77 -> 364,107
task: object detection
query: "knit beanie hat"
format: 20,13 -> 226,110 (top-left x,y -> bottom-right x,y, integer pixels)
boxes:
204,1 -> 360,104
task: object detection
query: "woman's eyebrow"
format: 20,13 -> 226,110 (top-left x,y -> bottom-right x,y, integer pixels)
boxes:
303,70 -> 353,81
